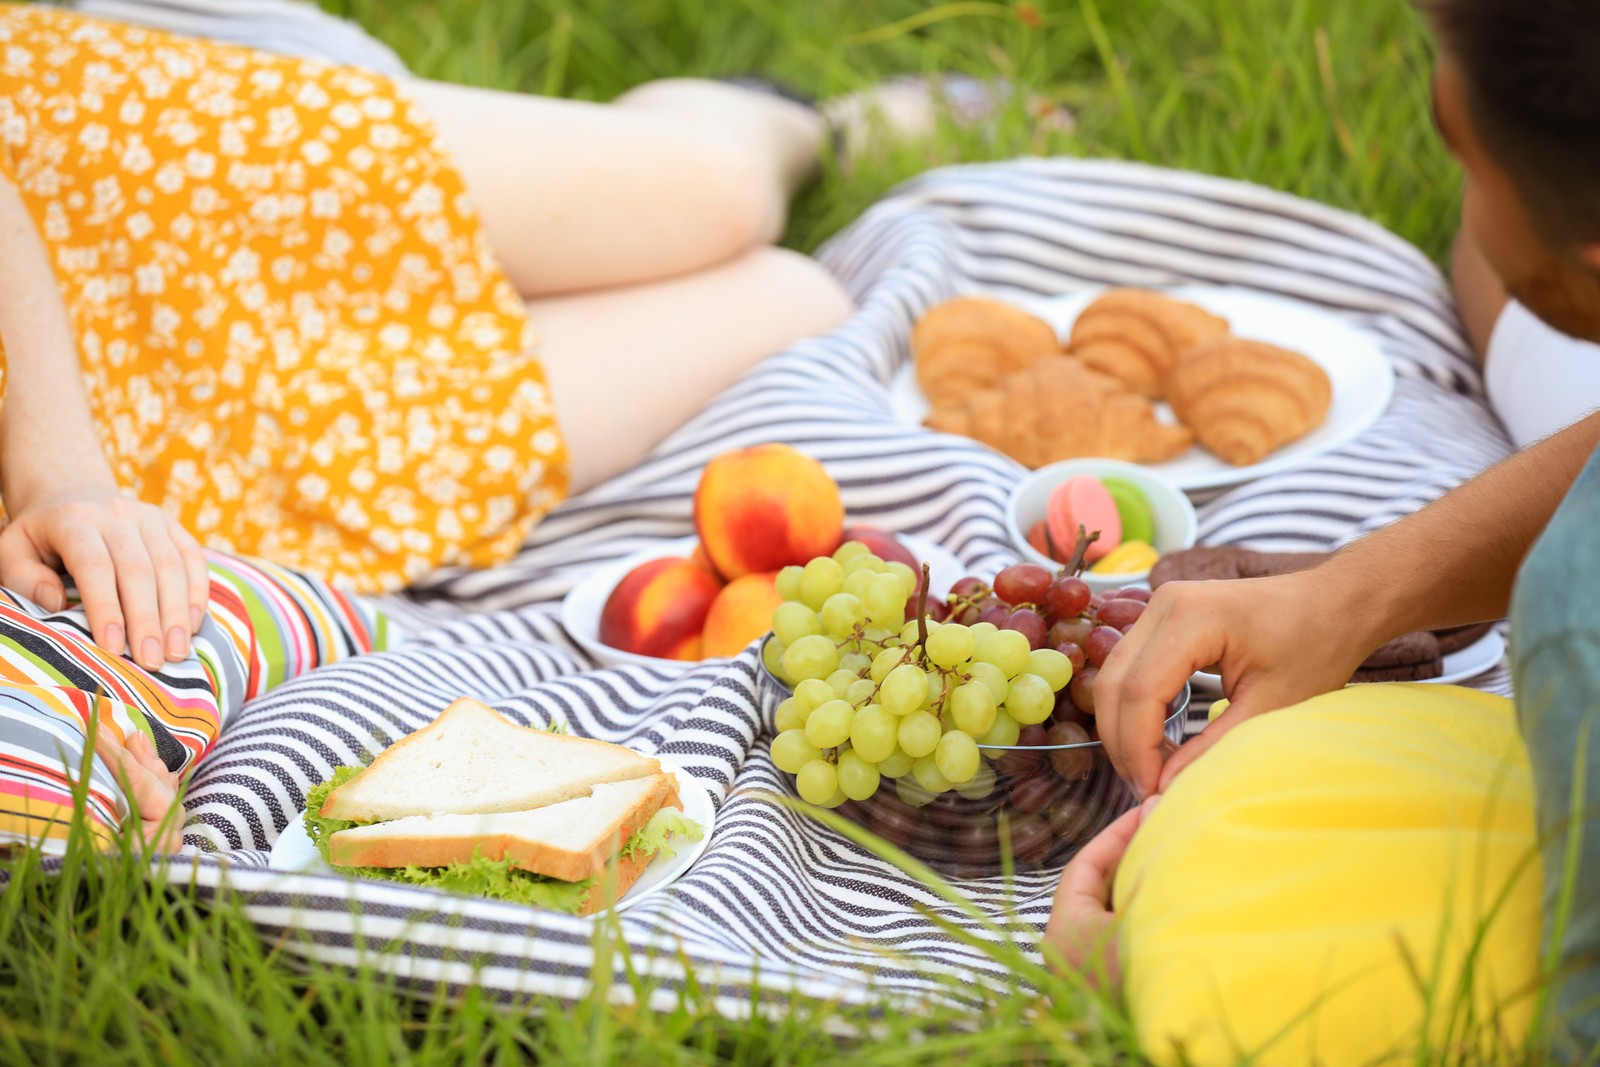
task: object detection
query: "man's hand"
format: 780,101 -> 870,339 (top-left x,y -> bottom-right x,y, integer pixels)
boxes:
1094,568 -> 1373,799
1042,795 -> 1160,988
97,727 -> 186,854
0,484 -> 209,670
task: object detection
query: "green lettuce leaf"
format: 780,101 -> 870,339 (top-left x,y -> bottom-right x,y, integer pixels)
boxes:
303,765 -> 365,862
621,807 -> 704,861
378,854 -> 594,913
299,770 -> 703,914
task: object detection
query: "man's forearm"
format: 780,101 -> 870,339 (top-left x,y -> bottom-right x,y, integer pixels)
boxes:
1322,410 -> 1600,647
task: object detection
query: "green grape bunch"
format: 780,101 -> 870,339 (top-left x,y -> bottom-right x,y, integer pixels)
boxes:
764,541 -> 1076,809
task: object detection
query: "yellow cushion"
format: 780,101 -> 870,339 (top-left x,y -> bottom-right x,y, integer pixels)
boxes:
1115,684 -> 1541,1066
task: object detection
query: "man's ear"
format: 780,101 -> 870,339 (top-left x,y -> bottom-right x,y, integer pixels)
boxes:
1579,244 -> 1600,274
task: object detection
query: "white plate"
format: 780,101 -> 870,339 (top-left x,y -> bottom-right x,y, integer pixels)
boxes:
1432,628 -> 1506,686
1187,630 -> 1506,694
893,285 -> 1396,491
267,756 -> 716,912
560,533 -> 966,671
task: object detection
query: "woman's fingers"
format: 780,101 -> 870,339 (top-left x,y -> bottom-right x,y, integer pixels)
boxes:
1043,803 -> 1146,984
98,729 -> 177,817
96,729 -> 185,853
127,729 -> 179,787
169,517 -> 210,635
50,519 -> 126,655
140,511 -> 193,661
0,523 -> 67,612
99,517 -> 163,670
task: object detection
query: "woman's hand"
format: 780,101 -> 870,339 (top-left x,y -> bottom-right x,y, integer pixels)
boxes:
96,727 -> 186,854
0,483 -> 209,670
1042,795 -> 1160,989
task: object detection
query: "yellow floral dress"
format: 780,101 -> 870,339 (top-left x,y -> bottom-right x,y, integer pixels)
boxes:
0,4 -> 568,593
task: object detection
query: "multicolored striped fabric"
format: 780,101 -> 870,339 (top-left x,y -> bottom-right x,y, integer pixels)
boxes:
0,552 -> 390,852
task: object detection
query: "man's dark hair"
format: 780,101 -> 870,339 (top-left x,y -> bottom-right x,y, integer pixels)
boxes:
1426,0 -> 1600,246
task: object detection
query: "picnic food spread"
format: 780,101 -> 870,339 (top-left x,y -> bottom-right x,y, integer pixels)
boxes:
304,699 -> 701,913
599,443 -> 925,662
914,289 -> 1334,469
1151,546 -> 1498,682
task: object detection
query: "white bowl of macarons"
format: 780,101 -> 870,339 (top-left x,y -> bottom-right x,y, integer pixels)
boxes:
1005,458 -> 1198,594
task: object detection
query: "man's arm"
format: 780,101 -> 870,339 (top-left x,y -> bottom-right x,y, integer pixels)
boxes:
1097,410 -> 1600,798
0,175 -> 207,669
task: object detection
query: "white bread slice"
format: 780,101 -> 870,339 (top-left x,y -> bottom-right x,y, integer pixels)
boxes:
328,773 -> 681,884
321,698 -> 659,823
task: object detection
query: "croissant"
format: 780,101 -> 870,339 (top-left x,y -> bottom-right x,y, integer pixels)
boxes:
1065,289 -> 1230,398
912,297 -> 1062,409
1166,338 -> 1332,465
925,357 -> 1194,468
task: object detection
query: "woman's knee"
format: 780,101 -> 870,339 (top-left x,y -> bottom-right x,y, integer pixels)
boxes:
729,245 -> 854,341
679,136 -> 789,258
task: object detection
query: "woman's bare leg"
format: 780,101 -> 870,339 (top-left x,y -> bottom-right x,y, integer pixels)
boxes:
409,78 -> 825,296
534,247 -> 852,492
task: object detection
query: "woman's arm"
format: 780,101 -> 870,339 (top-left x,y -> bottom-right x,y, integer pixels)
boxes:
0,176 -> 207,670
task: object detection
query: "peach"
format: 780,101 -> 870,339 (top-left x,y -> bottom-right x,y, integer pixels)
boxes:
600,557 -> 724,661
701,572 -> 784,658
840,525 -> 920,572
688,541 -> 721,578
693,443 -> 843,579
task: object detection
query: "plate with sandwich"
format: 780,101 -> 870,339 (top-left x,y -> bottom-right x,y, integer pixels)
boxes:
269,698 -> 713,915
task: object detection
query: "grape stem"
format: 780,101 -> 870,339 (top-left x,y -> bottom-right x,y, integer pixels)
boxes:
1061,525 -> 1100,578
914,563 -> 932,651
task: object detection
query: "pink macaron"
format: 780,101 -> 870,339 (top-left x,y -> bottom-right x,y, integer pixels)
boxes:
1046,475 -> 1123,563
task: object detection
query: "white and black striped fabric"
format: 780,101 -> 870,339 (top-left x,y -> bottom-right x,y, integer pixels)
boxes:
157,156 -> 1517,1006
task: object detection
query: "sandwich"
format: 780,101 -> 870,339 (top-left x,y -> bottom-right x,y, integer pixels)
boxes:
302,698 -> 701,915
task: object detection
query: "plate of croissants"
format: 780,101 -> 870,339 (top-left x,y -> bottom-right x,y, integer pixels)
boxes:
895,285 -> 1395,490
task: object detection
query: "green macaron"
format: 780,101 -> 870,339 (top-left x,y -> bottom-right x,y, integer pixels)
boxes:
1099,476 -> 1156,546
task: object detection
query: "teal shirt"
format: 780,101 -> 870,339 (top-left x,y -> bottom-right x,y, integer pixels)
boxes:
1511,441 -> 1600,1050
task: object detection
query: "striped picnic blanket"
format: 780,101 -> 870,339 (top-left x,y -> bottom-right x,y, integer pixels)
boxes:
68,0 -> 1518,1009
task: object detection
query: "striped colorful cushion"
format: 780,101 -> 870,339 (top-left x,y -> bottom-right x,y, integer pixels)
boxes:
0,552 -> 388,853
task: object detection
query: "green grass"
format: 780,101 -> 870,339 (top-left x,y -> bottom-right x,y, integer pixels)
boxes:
320,0 -> 1462,262
0,0 -> 1500,1063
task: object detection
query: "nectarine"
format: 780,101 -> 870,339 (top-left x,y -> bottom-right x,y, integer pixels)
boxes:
693,444 -> 843,579
688,541 -> 720,577
701,572 -> 783,657
600,558 -> 724,661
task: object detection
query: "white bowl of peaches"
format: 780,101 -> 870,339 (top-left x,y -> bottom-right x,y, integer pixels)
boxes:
560,443 -> 961,671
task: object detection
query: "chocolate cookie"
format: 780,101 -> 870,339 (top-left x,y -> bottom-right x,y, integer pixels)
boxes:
1433,621 -> 1496,655
1149,546 -> 1328,587
1352,630 -> 1442,683
1351,660 -> 1446,683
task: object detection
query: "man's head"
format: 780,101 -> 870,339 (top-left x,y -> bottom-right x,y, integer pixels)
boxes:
1426,0 -> 1600,340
